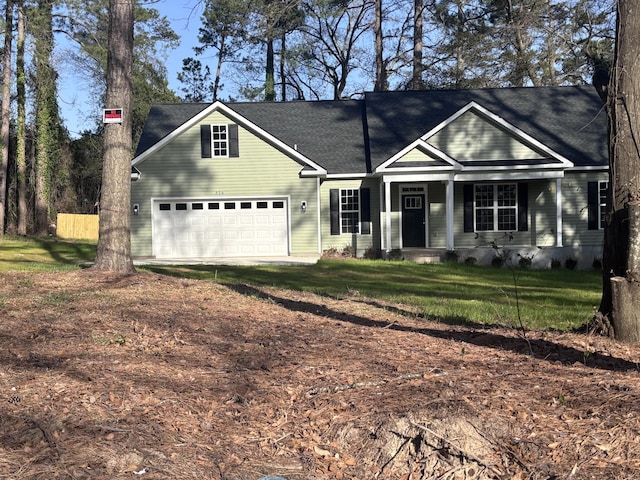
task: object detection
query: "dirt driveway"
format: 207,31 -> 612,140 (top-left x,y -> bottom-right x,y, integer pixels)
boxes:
1,270 -> 639,479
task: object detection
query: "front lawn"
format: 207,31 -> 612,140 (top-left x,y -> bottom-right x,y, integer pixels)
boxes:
0,237 -> 601,330
144,260 -> 602,331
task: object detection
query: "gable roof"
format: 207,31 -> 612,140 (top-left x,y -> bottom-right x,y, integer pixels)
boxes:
364,85 -> 607,171
134,85 -> 607,176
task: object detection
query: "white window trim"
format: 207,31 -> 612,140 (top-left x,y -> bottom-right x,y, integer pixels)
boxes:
598,180 -> 608,230
340,188 -> 361,234
474,183 -> 518,232
210,124 -> 229,158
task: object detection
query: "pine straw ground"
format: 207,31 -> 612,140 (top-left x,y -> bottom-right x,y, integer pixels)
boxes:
1,271 -> 640,480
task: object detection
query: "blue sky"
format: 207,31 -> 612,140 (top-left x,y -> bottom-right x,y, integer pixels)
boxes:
58,0 -> 204,137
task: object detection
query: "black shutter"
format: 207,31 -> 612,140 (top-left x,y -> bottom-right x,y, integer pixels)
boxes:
228,124 -> 239,157
587,181 -> 599,230
360,188 -> 371,235
330,189 -> 340,235
518,183 -> 528,232
463,184 -> 474,233
200,125 -> 212,158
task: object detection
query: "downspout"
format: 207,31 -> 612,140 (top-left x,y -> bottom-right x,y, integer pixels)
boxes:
317,177 -> 322,254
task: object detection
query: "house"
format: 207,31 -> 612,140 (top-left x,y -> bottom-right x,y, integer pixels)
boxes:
130,85 -> 608,268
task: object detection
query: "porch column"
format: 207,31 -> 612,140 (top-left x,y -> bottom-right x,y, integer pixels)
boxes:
556,178 -> 563,247
446,177 -> 455,250
385,180 -> 392,252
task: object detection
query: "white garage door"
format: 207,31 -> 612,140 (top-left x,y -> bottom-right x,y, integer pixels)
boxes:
152,198 -> 289,258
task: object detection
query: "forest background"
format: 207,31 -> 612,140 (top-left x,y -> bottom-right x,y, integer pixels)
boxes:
0,0 -> 615,237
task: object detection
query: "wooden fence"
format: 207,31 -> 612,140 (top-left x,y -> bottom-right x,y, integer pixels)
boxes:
56,213 -> 99,241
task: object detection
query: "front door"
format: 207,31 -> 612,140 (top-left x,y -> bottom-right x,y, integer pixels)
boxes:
402,194 -> 426,247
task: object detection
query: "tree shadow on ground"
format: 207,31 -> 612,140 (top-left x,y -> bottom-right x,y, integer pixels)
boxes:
227,283 -> 639,373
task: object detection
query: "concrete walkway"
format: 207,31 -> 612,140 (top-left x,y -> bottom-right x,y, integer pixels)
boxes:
133,255 -> 320,266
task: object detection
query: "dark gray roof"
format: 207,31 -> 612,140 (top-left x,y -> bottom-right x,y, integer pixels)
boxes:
364,85 -> 607,169
135,103 -> 211,157
134,85 -> 607,174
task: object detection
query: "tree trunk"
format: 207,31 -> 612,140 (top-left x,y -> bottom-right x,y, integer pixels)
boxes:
33,0 -> 56,235
92,0 -> 135,274
602,0 -> 640,342
16,1 -> 27,235
374,0 -> 385,91
0,0 -> 13,235
266,35 -> 275,101
411,0 -> 423,90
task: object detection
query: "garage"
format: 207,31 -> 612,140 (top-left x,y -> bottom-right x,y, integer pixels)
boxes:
152,198 -> 289,258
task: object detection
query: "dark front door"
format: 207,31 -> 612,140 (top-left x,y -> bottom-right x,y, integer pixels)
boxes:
402,194 -> 426,247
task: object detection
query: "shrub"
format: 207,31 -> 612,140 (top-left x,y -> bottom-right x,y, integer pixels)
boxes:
592,257 -> 603,270
464,256 -> 477,265
565,257 -> 578,270
363,247 -> 381,260
491,256 -> 504,268
445,250 -> 459,263
387,249 -> 403,261
518,255 -> 532,268
551,258 -> 562,269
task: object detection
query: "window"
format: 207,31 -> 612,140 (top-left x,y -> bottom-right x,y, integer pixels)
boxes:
175,203 -> 187,211
211,125 -> 228,157
159,203 -> 171,211
340,189 -> 360,234
192,203 -> 203,210
330,188 -> 371,235
201,124 -> 239,158
587,180 -> 608,230
474,184 -> 517,231
598,180 -> 608,229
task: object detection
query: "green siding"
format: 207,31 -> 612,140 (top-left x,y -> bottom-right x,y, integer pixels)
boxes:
427,183 -> 447,248
131,110 -> 319,257
320,179 -> 380,256
561,172 -> 608,248
396,146 -> 441,163
429,111 -> 545,161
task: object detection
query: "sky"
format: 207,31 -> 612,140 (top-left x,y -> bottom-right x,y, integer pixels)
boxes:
58,0 -> 204,138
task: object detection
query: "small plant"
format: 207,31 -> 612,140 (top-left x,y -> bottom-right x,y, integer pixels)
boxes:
464,256 -> 477,265
363,247 -> 381,260
518,254 -> 533,269
44,290 -> 72,306
445,250 -> 459,263
341,245 -> 356,257
387,249 -> 403,261
565,257 -> 578,270
550,258 -> 562,269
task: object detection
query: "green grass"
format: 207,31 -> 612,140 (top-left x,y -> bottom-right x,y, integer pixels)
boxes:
0,236 -> 602,331
141,260 -> 602,331
0,236 -> 96,272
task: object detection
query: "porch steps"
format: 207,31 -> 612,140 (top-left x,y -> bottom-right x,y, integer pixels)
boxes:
401,248 -> 446,264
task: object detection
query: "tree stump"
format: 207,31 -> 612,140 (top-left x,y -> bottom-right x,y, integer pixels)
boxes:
612,276 -> 640,343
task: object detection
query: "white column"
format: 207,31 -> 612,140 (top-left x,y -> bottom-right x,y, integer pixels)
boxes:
446,177 -> 455,250
556,178 -> 563,247
385,180 -> 392,252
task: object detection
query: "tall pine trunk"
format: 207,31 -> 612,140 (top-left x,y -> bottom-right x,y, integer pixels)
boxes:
602,0 -> 640,342
1,0 -> 13,235
16,1 -> 27,235
33,0 -> 57,235
374,0 -> 385,91
411,0 -> 423,90
92,0 -> 135,273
